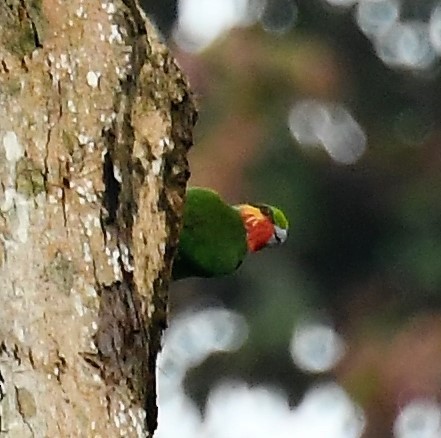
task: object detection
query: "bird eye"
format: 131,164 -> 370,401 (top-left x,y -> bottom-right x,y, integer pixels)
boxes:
256,205 -> 273,220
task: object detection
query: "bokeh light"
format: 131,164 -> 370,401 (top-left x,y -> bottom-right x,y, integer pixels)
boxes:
149,0 -> 441,436
290,319 -> 346,373
429,3 -> 441,53
291,383 -> 366,438
157,308 -> 248,401
156,377 -> 365,438
174,0 -> 266,52
288,99 -> 330,147
156,393 -> 202,438
202,382 -> 291,438
375,21 -> 436,70
288,100 -> 367,164
156,310 -> 362,438
318,104 -> 367,164
393,399 -> 441,438
259,0 -> 298,35
174,0 -> 252,52
355,0 -> 400,39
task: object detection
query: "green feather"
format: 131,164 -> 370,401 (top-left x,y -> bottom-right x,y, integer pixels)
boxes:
172,187 -> 247,280
270,206 -> 289,230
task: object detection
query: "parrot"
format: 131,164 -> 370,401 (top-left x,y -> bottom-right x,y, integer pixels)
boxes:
172,187 -> 289,280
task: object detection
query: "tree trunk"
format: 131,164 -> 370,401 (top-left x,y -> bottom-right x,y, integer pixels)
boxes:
0,0 -> 196,436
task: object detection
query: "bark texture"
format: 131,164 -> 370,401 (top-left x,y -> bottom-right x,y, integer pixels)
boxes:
0,0 -> 196,436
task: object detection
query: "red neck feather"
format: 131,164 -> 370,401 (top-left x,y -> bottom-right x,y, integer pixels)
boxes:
237,205 -> 274,252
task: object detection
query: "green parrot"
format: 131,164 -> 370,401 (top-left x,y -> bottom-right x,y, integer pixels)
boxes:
172,187 -> 289,280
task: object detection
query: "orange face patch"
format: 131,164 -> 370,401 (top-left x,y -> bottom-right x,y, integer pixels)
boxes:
237,205 -> 275,252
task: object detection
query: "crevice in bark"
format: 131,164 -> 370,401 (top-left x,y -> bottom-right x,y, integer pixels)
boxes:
102,150 -> 121,225
0,371 -> 5,402
145,276 -> 168,434
121,0 -> 148,38
1,59 -> 9,73
106,4 -> 158,433
94,282 -> 149,396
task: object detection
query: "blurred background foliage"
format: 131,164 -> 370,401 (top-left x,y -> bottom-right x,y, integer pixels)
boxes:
143,0 -> 441,436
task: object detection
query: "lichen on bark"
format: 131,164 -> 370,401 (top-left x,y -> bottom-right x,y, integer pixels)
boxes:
0,0 -> 196,436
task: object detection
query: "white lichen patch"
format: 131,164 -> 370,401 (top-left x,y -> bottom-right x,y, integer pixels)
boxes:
86,71 -> 100,88
81,213 -> 100,237
102,2 -> 116,14
13,323 -> 26,343
115,64 -> 130,81
119,243 -> 134,272
99,111 -> 117,128
89,340 -> 98,353
77,133 -> 91,145
13,194 -> 30,243
128,407 -> 146,437
73,293 -> 86,317
159,136 -> 173,151
159,241 -> 166,255
147,302 -> 156,319
117,410 -> 128,426
85,284 -> 98,298
85,192 -> 97,203
86,142 -> 95,153
1,187 -> 15,212
47,194 -> 57,204
109,24 -> 123,44
111,248 -> 122,279
92,373 -> 101,384
2,131 -> 24,163
67,100 -> 77,113
76,185 -> 86,197
113,413 -> 120,428
75,5 -> 86,18
1,189 -> 30,243
48,51 -> 75,84
113,165 -> 122,183
83,241 -> 92,263
152,158 -> 162,176
59,53 -> 70,70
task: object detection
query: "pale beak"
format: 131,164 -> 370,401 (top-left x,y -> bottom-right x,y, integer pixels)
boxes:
268,225 -> 288,246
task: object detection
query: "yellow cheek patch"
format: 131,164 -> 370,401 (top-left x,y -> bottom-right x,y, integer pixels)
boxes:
236,204 -> 275,252
238,204 -> 265,223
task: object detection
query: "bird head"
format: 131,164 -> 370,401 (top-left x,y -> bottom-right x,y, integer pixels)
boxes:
236,203 -> 288,252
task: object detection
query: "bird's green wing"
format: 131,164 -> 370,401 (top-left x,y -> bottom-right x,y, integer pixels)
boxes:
172,187 -> 248,279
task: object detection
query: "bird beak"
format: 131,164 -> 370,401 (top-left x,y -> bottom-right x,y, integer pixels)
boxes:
275,225 -> 288,244
268,225 -> 288,246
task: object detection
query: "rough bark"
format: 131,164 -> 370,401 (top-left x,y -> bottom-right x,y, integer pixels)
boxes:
0,0 -> 196,436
